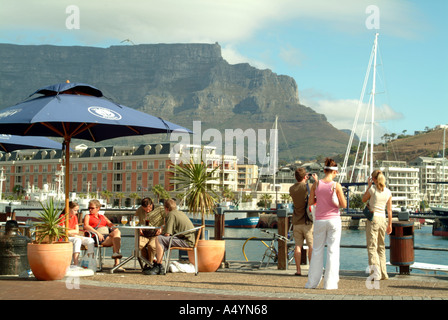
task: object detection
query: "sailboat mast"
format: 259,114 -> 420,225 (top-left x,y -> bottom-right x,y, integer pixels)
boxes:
273,115 -> 278,205
370,33 -> 379,174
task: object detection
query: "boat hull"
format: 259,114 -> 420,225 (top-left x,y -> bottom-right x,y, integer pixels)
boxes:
432,218 -> 448,236
186,210 -> 260,228
430,206 -> 448,215
189,216 -> 260,228
430,206 -> 448,236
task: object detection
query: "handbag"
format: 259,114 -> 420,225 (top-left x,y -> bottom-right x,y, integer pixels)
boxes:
85,215 -> 110,238
96,226 -> 110,235
363,204 -> 373,221
331,182 -> 339,207
305,183 -> 314,222
306,204 -> 316,222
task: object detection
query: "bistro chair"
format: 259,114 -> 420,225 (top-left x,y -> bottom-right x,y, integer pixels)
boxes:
164,225 -> 204,276
82,231 -> 110,272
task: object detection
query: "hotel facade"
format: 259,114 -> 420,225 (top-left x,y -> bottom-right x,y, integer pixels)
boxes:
0,142 -> 238,204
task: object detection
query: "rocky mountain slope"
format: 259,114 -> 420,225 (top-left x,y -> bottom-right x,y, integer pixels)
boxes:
0,43 -> 351,161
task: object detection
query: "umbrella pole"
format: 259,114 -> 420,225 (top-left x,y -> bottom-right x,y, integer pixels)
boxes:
64,137 -> 70,237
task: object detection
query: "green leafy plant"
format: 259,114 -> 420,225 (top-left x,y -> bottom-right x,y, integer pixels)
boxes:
169,152 -> 220,227
35,198 -> 67,244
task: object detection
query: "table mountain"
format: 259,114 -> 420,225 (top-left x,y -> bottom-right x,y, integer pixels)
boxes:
0,43 -> 350,161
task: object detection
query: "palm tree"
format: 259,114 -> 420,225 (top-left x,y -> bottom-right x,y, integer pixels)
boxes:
115,192 -> 125,208
281,194 -> 291,203
129,192 -> 139,207
101,190 -> 113,205
242,194 -> 253,203
260,193 -> 273,210
222,187 -> 234,202
152,184 -> 170,203
169,152 -> 220,228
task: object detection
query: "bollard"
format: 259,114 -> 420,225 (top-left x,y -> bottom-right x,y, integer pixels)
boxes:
214,206 -> 225,240
277,208 -> 288,270
214,206 -> 227,267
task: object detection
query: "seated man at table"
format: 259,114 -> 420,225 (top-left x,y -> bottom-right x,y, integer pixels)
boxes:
144,198 -> 195,275
135,197 -> 165,266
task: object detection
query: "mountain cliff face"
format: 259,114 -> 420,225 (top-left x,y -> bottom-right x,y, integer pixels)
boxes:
0,43 -> 349,161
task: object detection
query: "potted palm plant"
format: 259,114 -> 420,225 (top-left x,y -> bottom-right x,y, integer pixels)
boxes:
170,151 -> 225,272
27,198 -> 73,280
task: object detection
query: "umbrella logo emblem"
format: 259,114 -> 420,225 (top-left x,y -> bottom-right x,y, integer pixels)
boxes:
88,106 -> 122,120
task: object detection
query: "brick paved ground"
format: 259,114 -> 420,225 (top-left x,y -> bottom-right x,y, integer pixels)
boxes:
1,261 -> 447,301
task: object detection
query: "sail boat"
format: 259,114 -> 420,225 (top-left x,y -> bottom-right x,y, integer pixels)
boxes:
340,33 -> 379,184
338,33 -> 380,213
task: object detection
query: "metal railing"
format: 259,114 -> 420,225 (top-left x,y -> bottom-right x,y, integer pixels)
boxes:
9,207 -> 448,251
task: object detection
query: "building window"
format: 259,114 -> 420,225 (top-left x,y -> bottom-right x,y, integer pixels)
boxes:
114,162 -> 123,171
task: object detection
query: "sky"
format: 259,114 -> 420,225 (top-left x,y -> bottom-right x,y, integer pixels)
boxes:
0,0 -> 447,143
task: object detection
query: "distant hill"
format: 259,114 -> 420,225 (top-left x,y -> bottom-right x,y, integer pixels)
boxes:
0,43 -> 351,161
374,128 -> 448,163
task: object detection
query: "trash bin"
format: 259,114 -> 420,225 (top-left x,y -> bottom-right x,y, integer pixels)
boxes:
389,221 -> 414,274
0,221 -> 31,276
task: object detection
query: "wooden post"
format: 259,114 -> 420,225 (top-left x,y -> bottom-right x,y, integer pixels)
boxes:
277,208 -> 288,270
214,206 -> 227,267
214,206 -> 225,240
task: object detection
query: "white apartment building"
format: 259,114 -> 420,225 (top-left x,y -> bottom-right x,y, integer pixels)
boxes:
379,161 -> 420,210
170,144 -> 238,193
409,156 -> 448,207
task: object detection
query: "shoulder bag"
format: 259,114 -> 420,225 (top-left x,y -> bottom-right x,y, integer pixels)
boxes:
363,203 -> 373,221
305,183 -> 315,222
331,182 -> 339,207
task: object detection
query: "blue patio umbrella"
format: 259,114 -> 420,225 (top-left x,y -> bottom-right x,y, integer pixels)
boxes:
0,82 -> 191,232
0,134 -> 62,153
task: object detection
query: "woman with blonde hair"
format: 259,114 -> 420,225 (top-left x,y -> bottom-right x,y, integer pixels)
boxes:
362,169 -> 392,280
305,158 -> 347,290
84,199 -> 123,268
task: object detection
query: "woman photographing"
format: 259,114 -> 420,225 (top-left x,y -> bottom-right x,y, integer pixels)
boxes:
362,170 -> 392,281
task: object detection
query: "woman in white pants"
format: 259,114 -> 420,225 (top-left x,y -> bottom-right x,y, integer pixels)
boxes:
60,202 -> 95,265
362,170 -> 392,280
305,158 -> 346,290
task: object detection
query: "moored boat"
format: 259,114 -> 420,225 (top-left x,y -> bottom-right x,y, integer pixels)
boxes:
186,210 -> 260,228
430,206 -> 448,236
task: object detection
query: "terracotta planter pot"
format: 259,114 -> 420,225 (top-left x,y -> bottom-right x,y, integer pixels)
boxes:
27,242 -> 73,281
188,240 -> 225,272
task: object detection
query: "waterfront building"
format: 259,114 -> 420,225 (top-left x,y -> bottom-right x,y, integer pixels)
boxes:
409,156 -> 448,207
0,142 -> 238,204
236,164 -> 258,191
378,161 -> 420,210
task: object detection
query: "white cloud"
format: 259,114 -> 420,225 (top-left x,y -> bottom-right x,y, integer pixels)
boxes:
301,93 -> 403,143
221,44 -> 271,69
0,0 -> 425,47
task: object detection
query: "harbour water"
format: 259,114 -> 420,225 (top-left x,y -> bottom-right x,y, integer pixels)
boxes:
118,225 -> 447,275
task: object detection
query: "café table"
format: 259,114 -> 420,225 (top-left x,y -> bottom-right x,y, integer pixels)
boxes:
110,225 -> 160,274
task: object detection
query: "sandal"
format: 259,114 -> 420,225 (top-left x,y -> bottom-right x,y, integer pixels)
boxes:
112,252 -> 122,259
